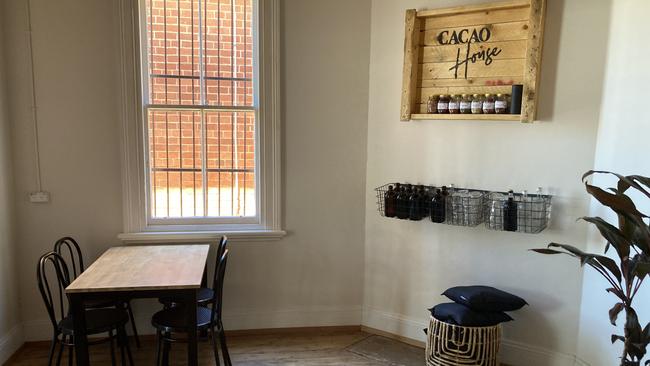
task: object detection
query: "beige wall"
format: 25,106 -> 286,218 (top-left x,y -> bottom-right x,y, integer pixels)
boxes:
577,1 -> 650,364
2,0 -> 371,340
363,0 -> 611,365
0,10 -> 22,363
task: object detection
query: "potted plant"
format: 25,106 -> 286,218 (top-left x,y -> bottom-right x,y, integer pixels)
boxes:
533,171 -> 650,366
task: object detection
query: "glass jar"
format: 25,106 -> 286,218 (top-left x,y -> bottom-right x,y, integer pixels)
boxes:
437,95 -> 449,114
482,94 -> 495,114
470,94 -> 483,114
427,95 -> 438,114
495,93 -> 509,114
448,95 -> 460,114
459,94 -> 472,114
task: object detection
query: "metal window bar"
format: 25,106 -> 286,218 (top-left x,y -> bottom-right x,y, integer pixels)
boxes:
144,0 -> 255,219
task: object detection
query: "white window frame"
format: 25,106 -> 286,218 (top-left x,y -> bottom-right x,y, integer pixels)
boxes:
115,0 -> 283,242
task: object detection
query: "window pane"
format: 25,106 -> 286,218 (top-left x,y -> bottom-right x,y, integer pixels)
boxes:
205,111 -> 256,217
148,110 -> 204,218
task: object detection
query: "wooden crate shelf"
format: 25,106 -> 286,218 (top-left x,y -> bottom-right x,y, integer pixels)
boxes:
411,114 -> 521,121
400,0 -> 546,123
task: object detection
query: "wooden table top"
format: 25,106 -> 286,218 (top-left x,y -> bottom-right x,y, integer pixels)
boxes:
66,245 -> 210,293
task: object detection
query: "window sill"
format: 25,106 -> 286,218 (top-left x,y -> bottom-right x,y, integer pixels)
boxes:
118,230 -> 287,244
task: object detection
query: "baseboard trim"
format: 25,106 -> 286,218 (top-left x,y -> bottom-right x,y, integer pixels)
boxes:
0,324 -> 24,365
362,307 -> 590,366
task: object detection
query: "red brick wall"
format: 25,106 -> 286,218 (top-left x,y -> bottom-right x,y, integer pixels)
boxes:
145,0 -> 255,218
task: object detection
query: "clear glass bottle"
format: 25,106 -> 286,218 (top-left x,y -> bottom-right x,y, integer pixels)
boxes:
471,94 -> 483,114
427,95 -> 438,114
495,93 -> 508,114
482,94 -> 495,114
518,190 -> 529,232
459,94 -> 472,114
448,94 -> 460,114
437,95 -> 449,114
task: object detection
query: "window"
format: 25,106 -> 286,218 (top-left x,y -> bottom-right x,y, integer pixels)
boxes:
117,0 -> 281,240
145,0 -> 256,221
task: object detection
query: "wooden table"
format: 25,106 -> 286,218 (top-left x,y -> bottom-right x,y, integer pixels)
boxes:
66,245 -> 210,366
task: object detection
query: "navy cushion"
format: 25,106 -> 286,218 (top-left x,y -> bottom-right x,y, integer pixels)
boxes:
429,303 -> 513,327
442,286 -> 527,312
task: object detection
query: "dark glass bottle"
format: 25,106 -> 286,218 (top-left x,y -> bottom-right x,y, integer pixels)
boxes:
396,185 -> 410,219
503,190 -> 518,232
409,187 -> 423,221
384,185 -> 397,218
430,189 -> 446,223
420,186 -> 432,218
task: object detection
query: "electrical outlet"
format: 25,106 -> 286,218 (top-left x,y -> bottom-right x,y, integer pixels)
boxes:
29,191 -> 50,203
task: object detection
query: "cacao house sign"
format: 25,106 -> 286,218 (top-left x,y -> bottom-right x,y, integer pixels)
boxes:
400,0 -> 546,123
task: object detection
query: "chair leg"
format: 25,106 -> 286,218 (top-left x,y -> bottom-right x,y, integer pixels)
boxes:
125,301 -> 141,348
117,326 -> 134,366
155,329 -> 162,366
67,340 -> 74,366
123,327 -> 134,366
56,335 -> 65,366
109,330 -> 117,366
161,332 -> 171,366
218,321 -> 232,366
47,333 -> 58,366
209,327 -> 221,366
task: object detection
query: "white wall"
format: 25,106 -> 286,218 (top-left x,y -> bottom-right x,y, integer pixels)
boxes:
0,12 -> 22,364
576,1 -> 650,365
2,0 -> 371,340
363,0 -> 612,365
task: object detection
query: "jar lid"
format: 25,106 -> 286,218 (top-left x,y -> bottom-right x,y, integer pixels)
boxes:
472,93 -> 480,97
449,94 -> 457,97
496,93 -> 503,97
438,94 -> 447,98
484,93 -> 492,97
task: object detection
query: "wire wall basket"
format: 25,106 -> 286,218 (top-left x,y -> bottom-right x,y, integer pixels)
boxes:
375,183 -> 552,234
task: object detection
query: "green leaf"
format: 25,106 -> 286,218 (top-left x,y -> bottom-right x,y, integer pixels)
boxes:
606,287 -> 627,302
612,334 -> 626,344
530,249 -> 564,255
586,183 -> 648,219
628,175 -> 650,200
547,243 -> 622,283
634,262 -> 650,280
610,303 -> 625,326
583,171 -> 650,200
580,216 -> 631,259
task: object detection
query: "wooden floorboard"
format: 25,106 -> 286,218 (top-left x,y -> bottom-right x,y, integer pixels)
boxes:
4,329 -> 408,366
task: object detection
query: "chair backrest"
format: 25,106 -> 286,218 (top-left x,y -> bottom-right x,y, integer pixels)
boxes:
210,249 -> 229,323
211,236 -> 228,289
37,252 -> 71,330
53,237 -> 84,280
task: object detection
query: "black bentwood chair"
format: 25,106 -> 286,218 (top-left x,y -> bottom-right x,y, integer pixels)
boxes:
37,251 -> 133,366
159,236 -> 228,308
152,249 -> 232,366
54,237 -> 141,348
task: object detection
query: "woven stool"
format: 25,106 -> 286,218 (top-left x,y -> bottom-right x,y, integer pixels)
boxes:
426,316 -> 501,366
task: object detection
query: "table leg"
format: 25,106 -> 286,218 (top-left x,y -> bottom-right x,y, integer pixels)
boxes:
183,289 -> 198,366
69,294 -> 89,366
